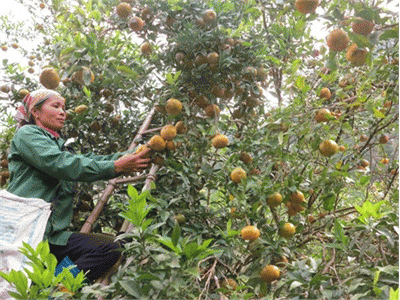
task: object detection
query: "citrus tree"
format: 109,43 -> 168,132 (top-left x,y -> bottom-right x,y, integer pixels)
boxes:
0,0 -> 398,299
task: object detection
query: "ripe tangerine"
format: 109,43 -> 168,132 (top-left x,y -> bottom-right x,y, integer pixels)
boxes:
240,225 -> 260,241
260,265 -> 280,283
326,29 -> 350,52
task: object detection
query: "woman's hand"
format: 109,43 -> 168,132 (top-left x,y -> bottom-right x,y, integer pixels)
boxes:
114,147 -> 152,174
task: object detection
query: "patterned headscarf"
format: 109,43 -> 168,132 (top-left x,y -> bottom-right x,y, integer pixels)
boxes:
15,89 -> 65,128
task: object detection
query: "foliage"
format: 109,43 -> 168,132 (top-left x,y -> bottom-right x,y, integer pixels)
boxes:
0,0 -> 398,299
0,241 -> 85,299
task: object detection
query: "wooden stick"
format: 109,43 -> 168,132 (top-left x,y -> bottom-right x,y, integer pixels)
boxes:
80,107 -> 156,233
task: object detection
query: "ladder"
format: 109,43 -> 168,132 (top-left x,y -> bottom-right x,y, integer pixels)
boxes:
79,106 -> 159,285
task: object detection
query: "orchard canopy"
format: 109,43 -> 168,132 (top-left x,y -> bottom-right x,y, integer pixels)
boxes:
0,0 -> 399,299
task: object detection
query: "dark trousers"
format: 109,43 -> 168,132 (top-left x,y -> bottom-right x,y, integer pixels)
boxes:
49,233 -> 122,282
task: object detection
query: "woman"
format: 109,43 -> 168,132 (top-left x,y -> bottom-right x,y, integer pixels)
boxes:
6,89 -> 151,282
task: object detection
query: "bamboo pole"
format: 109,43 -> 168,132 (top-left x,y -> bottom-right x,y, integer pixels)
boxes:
80,107 -> 156,233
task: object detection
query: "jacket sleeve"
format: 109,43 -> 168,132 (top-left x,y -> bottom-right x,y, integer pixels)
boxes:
13,126 -> 117,182
81,149 -> 132,162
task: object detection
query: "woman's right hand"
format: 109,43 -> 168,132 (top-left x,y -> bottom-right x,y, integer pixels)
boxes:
114,147 -> 152,174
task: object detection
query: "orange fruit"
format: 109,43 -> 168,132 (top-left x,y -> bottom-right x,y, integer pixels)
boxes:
194,95 -> 209,108
140,42 -> 152,56
165,98 -> 183,116
380,158 -> 389,165
295,0 -> 319,14
315,108 -> 331,123
116,2 -> 132,18
339,145 -> 346,151
359,134 -> 368,142
319,140 -> 339,157
308,215 -> 316,223
211,134 -> 229,149
175,121 -> 187,134
240,225 -> 260,241
174,214 -> 186,224
326,29 -> 350,52
111,115 -> 121,126
230,207 -> 237,216
230,167 -> 247,184
274,255 -> 289,267
175,52 -> 185,62
239,152 -> 253,164
267,192 -> 283,208
290,190 -> 305,204
160,124 -> 177,141
74,104 -> 88,114
260,265 -> 280,283
135,144 -> 152,158
383,101 -> 392,109
203,9 -> 217,24
360,159 -> 370,168
128,16 -> 145,31
204,104 -> 221,118
207,51 -> 219,64
166,140 -> 176,150
319,87 -> 331,100
1,170 -> 10,179
19,89 -> 30,98
280,222 -> 296,239
346,43 -> 367,66
72,67 -> 95,85
351,17 -> 374,36
148,135 -> 166,151
1,159 -> 8,168
0,85 -> 10,93
291,202 -> 305,212
379,134 -> 389,144
287,203 -> 298,217
39,68 -> 60,90
221,278 -> 238,291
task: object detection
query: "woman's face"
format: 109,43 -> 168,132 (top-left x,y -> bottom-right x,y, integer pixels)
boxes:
32,96 -> 66,132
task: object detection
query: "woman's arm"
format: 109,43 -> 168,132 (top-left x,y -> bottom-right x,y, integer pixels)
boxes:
13,126 -> 149,182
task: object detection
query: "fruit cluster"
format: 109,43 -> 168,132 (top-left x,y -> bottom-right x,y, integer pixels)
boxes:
0,155 -> 9,187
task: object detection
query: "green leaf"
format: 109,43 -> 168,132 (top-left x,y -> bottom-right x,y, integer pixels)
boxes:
323,194 -> 335,211
295,76 -> 305,90
334,219 -> 348,246
373,269 -> 380,285
115,65 -> 138,77
183,242 -> 199,259
199,239 -> 213,250
127,184 -> 138,199
171,222 -> 181,247
390,288 -> 399,300
355,200 -> 386,223
380,28 -> 399,40
290,281 -> 303,290
373,107 -> 385,118
359,175 -> 371,186
120,280 -> 142,297
157,237 -> 180,254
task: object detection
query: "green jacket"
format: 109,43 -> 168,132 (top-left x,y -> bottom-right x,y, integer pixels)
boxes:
7,125 -> 126,245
